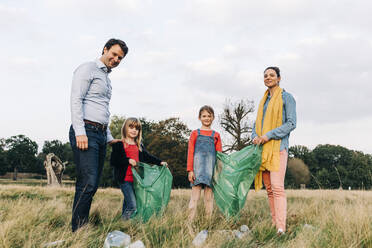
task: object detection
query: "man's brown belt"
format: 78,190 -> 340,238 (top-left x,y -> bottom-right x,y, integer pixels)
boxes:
83,119 -> 107,131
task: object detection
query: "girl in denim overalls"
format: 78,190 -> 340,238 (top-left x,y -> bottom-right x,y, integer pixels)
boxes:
187,105 -> 222,221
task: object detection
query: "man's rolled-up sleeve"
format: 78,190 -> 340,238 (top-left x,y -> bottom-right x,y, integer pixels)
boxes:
106,128 -> 114,143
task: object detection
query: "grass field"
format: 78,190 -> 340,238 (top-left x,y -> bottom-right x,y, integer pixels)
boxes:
0,182 -> 371,248
0,179 -> 75,187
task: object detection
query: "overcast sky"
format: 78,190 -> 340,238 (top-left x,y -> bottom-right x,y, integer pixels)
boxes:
0,0 -> 371,154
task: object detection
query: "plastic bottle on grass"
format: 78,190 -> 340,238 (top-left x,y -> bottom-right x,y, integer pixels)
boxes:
233,230 -> 243,239
129,240 -> 145,248
103,230 -> 131,248
192,230 -> 208,247
240,225 -> 250,233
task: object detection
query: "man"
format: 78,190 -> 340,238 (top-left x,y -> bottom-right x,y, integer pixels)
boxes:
69,38 -> 128,232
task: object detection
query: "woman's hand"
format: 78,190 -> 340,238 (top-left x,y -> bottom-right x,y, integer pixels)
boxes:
129,159 -> 137,167
261,135 -> 269,143
252,135 -> 270,145
253,136 -> 264,145
188,171 -> 195,184
252,136 -> 260,145
160,161 -> 168,167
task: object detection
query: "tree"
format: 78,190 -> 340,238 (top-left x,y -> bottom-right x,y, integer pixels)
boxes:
312,144 -> 352,189
5,135 -> 38,180
347,151 -> 372,189
42,140 -> 69,158
287,158 -> 310,188
140,118 -> 155,147
289,144 -> 372,190
108,115 -> 154,142
0,138 -> 8,175
145,118 -> 191,188
289,145 -> 319,188
289,145 -> 314,163
219,99 -> 255,152
41,140 -> 73,162
109,115 -> 126,139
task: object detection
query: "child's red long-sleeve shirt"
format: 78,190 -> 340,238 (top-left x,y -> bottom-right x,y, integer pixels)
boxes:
124,143 -> 139,182
187,129 -> 222,172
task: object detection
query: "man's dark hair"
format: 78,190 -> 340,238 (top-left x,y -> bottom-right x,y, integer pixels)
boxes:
102,38 -> 128,56
264,66 -> 281,77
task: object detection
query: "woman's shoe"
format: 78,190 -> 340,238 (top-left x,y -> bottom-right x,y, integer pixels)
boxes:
277,228 -> 285,236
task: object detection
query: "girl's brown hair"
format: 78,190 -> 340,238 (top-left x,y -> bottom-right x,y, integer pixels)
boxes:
198,105 -> 215,118
121,117 -> 142,151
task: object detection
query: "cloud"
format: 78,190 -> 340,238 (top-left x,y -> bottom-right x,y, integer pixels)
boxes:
10,57 -> 39,66
279,34 -> 371,123
1,0 -> 372,155
187,58 -> 230,75
293,117 -> 372,154
44,0 -> 144,13
142,51 -> 176,64
77,35 -> 97,44
0,4 -> 30,32
0,4 -> 26,15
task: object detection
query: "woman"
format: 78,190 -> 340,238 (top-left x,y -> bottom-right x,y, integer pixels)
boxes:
252,66 -> 296,235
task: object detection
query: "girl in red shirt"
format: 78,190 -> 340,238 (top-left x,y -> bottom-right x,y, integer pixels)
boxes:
187,106 -> 222,221
110,117 -> 167,220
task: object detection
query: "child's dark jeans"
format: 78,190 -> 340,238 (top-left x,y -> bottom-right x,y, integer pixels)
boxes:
120,181 -> 136,220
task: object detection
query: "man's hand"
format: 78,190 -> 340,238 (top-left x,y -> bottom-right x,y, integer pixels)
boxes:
129,159 -> 137,167
76,135 -> 88,150
160,161 -> 168,167
108,139 -> 121,145
188,171 -> 195,184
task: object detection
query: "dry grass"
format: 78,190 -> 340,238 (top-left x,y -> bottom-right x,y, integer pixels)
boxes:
0,184 -> 371,248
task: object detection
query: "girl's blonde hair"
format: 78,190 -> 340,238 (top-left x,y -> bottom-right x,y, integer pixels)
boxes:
121,117 -> 143,151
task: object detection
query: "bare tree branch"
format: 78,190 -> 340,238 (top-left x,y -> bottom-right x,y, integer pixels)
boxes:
219,99 -> 255,152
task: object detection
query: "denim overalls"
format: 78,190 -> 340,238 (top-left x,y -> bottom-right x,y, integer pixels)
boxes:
191,129 -> 217,187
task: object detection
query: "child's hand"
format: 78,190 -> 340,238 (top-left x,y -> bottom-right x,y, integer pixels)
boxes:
160,161 -> 168,167
129,159 -> 137,167
188,171 -> 195,184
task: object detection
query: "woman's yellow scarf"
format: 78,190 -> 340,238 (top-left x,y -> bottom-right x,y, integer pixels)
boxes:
254,87 -> 283,191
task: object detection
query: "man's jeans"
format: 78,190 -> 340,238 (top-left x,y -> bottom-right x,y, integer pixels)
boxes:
69,124 -> 107,232
120,181 -> 137,220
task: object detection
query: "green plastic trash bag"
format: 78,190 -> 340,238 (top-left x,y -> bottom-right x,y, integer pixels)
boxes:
131,162 -> 173,222
212,145 -> 262,218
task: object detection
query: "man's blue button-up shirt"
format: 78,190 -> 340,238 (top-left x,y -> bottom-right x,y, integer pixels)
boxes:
70,59 -> 114,142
